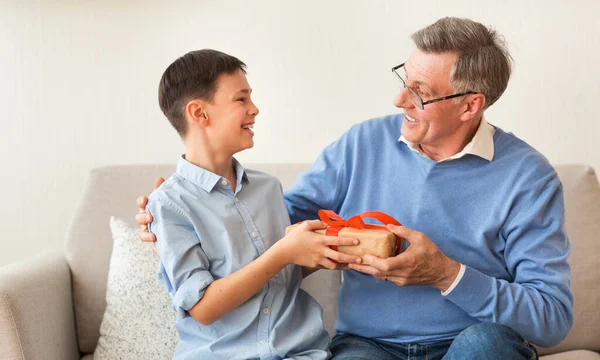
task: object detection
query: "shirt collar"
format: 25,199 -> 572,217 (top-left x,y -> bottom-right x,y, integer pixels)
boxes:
176,155 -> 249,193
398,116 -> 495,162
232,157 -> 248,188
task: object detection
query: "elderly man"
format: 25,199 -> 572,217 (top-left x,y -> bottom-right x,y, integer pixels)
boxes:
137,17 -> 572,359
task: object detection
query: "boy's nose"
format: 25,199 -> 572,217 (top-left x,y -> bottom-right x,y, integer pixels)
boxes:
250,102 -> 259,116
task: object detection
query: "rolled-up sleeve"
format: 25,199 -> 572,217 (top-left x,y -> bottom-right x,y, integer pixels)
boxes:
147,196 -> 214,318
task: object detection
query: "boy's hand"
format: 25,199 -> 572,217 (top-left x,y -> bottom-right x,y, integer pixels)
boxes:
135,177 -> 165,254
277,220 -> 362,270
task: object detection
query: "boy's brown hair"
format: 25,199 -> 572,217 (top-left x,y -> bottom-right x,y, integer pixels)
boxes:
158,49 -> 246,136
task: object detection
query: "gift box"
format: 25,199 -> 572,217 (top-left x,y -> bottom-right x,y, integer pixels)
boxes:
285,210 -> 403,264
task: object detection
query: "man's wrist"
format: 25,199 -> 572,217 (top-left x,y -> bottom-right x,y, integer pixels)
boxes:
441,263 -> 466,296
436,260 -> 462,292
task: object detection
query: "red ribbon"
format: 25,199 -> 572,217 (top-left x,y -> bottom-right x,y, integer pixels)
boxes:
318,210 -> 403,261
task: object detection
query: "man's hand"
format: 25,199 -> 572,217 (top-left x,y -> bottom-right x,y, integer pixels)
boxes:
135,177 -> 165,254
348,224 -> 460,292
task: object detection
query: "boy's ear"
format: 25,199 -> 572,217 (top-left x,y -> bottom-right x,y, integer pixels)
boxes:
186,100 -> 210,127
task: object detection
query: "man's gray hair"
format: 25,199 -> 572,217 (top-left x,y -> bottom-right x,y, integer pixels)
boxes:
411,17 -> 512,109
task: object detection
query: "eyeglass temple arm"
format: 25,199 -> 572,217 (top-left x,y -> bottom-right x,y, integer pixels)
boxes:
422,92 -> 477,106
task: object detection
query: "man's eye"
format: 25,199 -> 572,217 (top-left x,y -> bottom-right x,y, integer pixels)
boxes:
236,98 -> 245,102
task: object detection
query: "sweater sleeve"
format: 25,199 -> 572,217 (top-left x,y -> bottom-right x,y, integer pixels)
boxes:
444,172 -> 574,347
284,131 -> 350,224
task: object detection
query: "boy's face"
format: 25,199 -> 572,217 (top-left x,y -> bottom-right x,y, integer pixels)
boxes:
204,69 -> 259,155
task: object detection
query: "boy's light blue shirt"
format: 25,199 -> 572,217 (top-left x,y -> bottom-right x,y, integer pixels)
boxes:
147,157 -> 330,360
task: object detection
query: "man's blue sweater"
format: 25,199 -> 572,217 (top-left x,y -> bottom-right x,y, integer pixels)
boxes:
284,113 -> 573,347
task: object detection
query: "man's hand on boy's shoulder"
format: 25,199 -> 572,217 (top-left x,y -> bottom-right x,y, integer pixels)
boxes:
136,197 -> 156,241
135,176 -> 165,255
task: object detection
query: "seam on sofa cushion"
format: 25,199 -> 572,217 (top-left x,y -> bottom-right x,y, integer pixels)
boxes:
1,292 -> 25,360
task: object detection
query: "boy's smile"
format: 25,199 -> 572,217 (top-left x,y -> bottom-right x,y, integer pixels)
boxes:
241,122 -> 254,136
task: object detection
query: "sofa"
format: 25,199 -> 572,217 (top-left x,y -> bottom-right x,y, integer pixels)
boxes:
1,163 -> 599,360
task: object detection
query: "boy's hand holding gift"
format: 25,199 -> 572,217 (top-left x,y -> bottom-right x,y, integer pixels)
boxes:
285,210 -> 405,265
275,219 -> 363,270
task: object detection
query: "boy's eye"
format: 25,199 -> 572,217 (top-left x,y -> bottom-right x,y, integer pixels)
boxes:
236,97 -> 245,102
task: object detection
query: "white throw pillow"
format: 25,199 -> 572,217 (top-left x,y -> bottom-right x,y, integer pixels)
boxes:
94,217 -> 178,360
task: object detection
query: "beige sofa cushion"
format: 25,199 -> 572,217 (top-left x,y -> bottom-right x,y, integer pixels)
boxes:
541,349 -> 600,360
537,165 -> 600,355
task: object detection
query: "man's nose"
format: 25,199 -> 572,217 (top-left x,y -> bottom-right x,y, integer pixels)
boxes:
393,87 -> 414,109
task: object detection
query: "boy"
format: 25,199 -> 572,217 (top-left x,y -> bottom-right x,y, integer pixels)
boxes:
146,49 -> 361,360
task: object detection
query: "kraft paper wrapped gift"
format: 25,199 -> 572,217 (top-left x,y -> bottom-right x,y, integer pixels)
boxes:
284,210 -> 403,264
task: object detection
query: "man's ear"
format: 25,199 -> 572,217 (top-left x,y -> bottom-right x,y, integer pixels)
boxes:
460,94 -> 486,121
186,99 -> 210,128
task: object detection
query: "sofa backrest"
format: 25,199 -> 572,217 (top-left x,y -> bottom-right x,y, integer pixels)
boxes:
64,164 -> 600,356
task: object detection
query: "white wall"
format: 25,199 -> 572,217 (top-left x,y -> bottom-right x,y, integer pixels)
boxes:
1,0 -> 599,267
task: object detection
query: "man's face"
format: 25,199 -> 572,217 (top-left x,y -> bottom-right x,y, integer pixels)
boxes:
393,49 -> 465,149
204,69 -> 259,155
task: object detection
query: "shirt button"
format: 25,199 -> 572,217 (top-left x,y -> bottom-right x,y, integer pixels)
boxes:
221,180 -> 228,186
263,307 -> 269,314
251,231 -> 258,238
235,197 -> 240,203
259,340 -> 266,345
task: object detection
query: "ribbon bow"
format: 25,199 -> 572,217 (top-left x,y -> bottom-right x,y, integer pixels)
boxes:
318,210 -> 403,259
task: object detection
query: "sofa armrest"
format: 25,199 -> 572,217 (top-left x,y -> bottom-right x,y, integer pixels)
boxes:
0,251 -> 80,360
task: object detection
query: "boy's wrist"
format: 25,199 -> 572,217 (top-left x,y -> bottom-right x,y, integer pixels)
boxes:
265,240 -> 293,267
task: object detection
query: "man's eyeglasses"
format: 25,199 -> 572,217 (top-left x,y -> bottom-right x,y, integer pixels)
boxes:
392,63 -> 476,110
